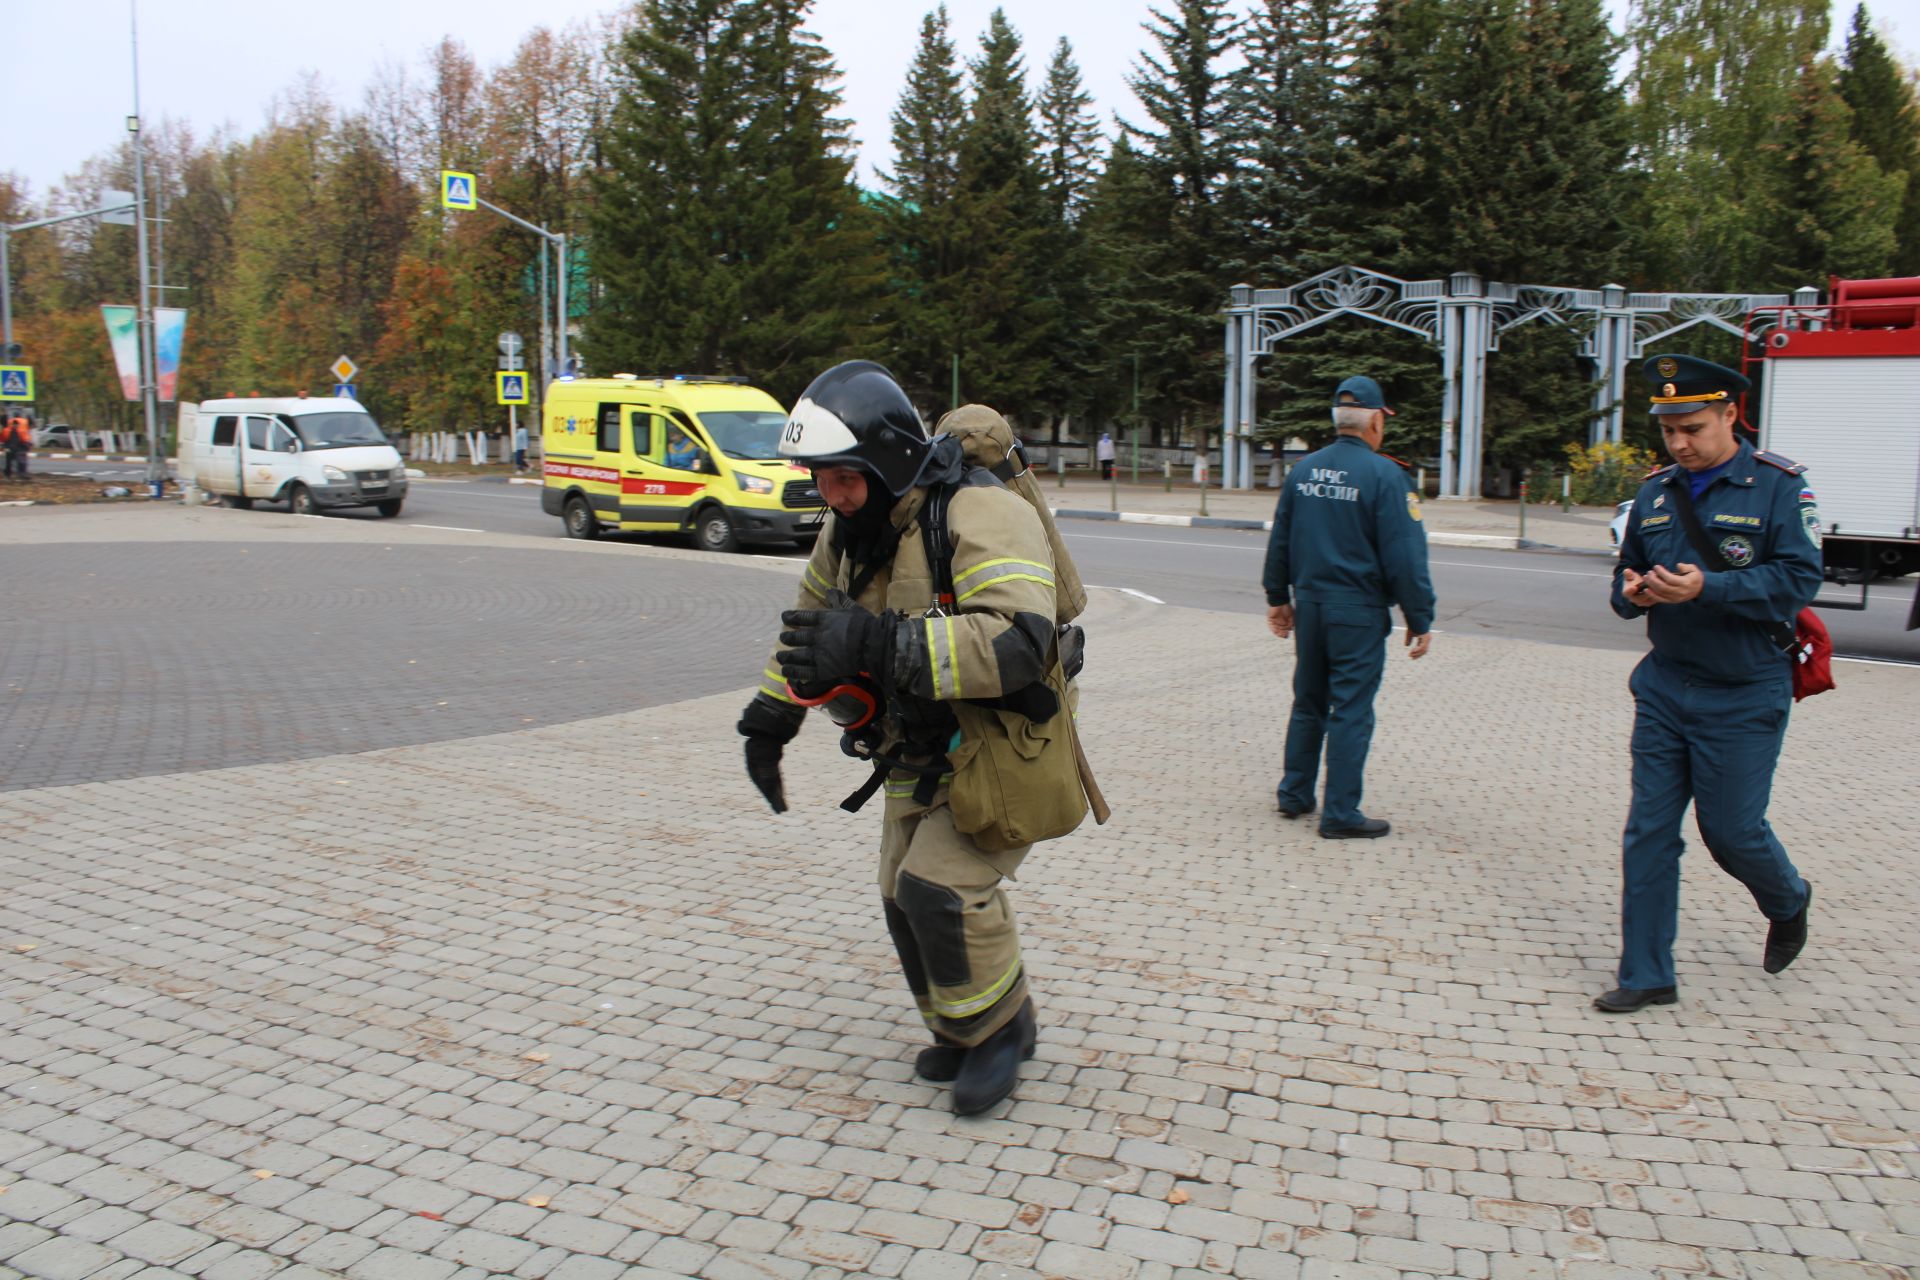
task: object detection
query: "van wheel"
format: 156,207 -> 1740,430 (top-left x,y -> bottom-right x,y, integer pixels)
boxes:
287,484 -> 317,516
227,495 -> 253,511
695,506 -> 740,553
376,499 -> 403,518
564,494 -> 599,539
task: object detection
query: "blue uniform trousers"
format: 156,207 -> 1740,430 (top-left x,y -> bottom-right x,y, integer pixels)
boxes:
1618,654 -> 1809,990
1277,601 -> 1389,830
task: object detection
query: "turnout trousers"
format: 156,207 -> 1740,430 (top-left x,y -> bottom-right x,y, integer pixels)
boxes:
1276,600 -> 1390,830
879,784 -> 1030,1048
1617,654 -> 1810,990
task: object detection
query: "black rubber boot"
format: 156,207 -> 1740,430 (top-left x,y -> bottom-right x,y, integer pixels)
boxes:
915,1042 -> 966,1082
951,999 -> 1038,1116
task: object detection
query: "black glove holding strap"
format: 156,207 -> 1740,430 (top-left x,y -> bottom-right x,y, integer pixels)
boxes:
738,694 -> 803,814
777,589 -> 897,694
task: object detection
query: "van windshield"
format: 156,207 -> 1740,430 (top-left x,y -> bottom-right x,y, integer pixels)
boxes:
697,410 -> 788,461
282,412 -> 388,450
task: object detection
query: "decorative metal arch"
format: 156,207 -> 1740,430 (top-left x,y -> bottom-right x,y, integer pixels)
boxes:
1220,266 -> 1794,496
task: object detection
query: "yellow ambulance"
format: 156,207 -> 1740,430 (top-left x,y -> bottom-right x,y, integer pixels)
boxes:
540,375 -> 824,551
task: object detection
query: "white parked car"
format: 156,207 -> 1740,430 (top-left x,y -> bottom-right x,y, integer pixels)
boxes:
179,397 -> 407,516
1610,499 -> 1633,554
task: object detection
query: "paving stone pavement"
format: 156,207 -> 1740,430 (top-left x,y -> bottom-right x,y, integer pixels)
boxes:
2,506 -> 1916,1280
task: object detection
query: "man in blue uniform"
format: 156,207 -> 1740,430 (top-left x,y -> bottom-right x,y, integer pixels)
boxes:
1597,354 -> 1821,1013
1263,376 -> 1436,838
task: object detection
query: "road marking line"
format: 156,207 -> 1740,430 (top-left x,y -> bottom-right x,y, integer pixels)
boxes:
1834,654 -> 1920,668
1088,584 -> 1165,604
1431,559 -> 1608,579
411,524 -> 484,533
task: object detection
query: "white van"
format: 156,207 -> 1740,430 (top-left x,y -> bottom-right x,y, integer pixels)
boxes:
178,397 -> 408,516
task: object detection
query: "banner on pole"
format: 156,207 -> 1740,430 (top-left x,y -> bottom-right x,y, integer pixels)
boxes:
101,305 -> 141,400
154,307 -> 187,402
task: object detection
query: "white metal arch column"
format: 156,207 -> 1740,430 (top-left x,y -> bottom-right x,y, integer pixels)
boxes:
1221,267 -> 1796,496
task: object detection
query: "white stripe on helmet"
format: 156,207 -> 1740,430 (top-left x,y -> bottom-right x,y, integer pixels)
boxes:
779,396 -> 860,459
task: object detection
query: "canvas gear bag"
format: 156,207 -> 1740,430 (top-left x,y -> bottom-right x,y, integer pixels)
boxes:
1668,479 -> 1834,702
919,407 -> 1110,843
933,406 -> 1087,624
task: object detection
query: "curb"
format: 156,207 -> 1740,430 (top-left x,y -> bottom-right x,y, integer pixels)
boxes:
508,477 -> 541,485
1049,506 -> 1614,558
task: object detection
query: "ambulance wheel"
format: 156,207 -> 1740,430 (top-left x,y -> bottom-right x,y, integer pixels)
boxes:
376,499 -> 403,518
695,506 -> 740,554
287,484 -> 317,515
564,494 -> 599,540
227,495 -> 253,511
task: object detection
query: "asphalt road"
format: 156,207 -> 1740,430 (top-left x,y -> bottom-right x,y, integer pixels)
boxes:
27,463 -> 1920,662
382,475 -> 1920,664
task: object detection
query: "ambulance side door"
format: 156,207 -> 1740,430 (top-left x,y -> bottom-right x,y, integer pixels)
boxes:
618,407 -> 686,531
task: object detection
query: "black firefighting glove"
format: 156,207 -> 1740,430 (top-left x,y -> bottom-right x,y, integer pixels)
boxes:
738,694 -> 803,815
777,590 -> 896,695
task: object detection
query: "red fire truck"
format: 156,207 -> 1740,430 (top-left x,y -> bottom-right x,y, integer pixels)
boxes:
1745,276 -> 1920,626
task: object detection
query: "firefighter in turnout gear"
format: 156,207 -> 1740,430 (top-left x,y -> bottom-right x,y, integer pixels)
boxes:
737,361 -> 1093,1116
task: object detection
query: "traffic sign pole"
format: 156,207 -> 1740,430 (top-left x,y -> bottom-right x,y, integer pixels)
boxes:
440,173 -> 570,383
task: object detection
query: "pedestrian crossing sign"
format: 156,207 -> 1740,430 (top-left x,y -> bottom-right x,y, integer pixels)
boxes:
441,170 -> 477,211
0,365 -> 33,402
496,371 -> 528,405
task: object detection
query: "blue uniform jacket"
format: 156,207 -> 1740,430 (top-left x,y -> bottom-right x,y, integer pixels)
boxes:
1611,440 -> 1823,684
1263,434 -> 1436,634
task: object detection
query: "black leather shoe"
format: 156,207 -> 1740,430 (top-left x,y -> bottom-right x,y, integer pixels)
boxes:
951,999 -> 1038,1116
1764,884 -> 1811,974
1321,818 -> 1390,839
1592,985 -> 1678,1013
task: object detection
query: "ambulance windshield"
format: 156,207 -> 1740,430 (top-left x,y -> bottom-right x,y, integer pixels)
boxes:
283,412 -> 389,450
698,410 -> 788,461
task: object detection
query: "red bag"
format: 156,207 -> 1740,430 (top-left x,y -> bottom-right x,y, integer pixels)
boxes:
1787,607 -> 1834,702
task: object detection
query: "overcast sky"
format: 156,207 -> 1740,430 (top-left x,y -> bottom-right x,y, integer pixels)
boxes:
12,0 -> 1920,203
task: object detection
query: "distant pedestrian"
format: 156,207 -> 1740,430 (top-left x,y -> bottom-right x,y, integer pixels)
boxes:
1595,354 -> 1820,1014
2,410 -> 30,480
1097,432 -> 1115,480
513,422 -> 530,473
1262,376 -> 1435,838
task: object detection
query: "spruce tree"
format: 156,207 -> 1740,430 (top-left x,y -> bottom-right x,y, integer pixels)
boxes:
1226,0 -> 1356,278
1034,39 -> 1106,426
949,9 -> 1059,417
1838,5 -> 1920,274
1768,56 -> 1903,285
878,6 -> 968,404
586,0 -> 884,402
1109,0 -> 1241,441
1036,38 -> 1101,224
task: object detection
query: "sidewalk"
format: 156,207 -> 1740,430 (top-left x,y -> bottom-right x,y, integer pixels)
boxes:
1,506 -> 1915,1280
1039,474 -> 1618,554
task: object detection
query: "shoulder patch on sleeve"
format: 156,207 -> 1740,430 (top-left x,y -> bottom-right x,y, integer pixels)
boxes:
1406,490 -> 1422,522
1754,450 -> 1806,475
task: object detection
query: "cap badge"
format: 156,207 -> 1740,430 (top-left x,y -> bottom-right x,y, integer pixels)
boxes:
1661,382 -> 1676,397
1656,357 -> 1679,378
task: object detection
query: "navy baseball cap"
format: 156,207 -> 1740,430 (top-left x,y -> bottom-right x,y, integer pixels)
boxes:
1643,353 -> 1749,416
1334,376 -> 1394,415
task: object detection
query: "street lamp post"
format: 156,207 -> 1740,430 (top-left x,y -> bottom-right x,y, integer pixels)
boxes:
129,2 -> 163,492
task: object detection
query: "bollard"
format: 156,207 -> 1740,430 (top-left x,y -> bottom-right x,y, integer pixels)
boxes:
1057,451 -> 1065,489
1519,481 -> 1528,541
1562,472 -> 1572,513
1162,459 -> 1172,493
1109,463 -> 1117,512
1197,455 -> 1209,517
